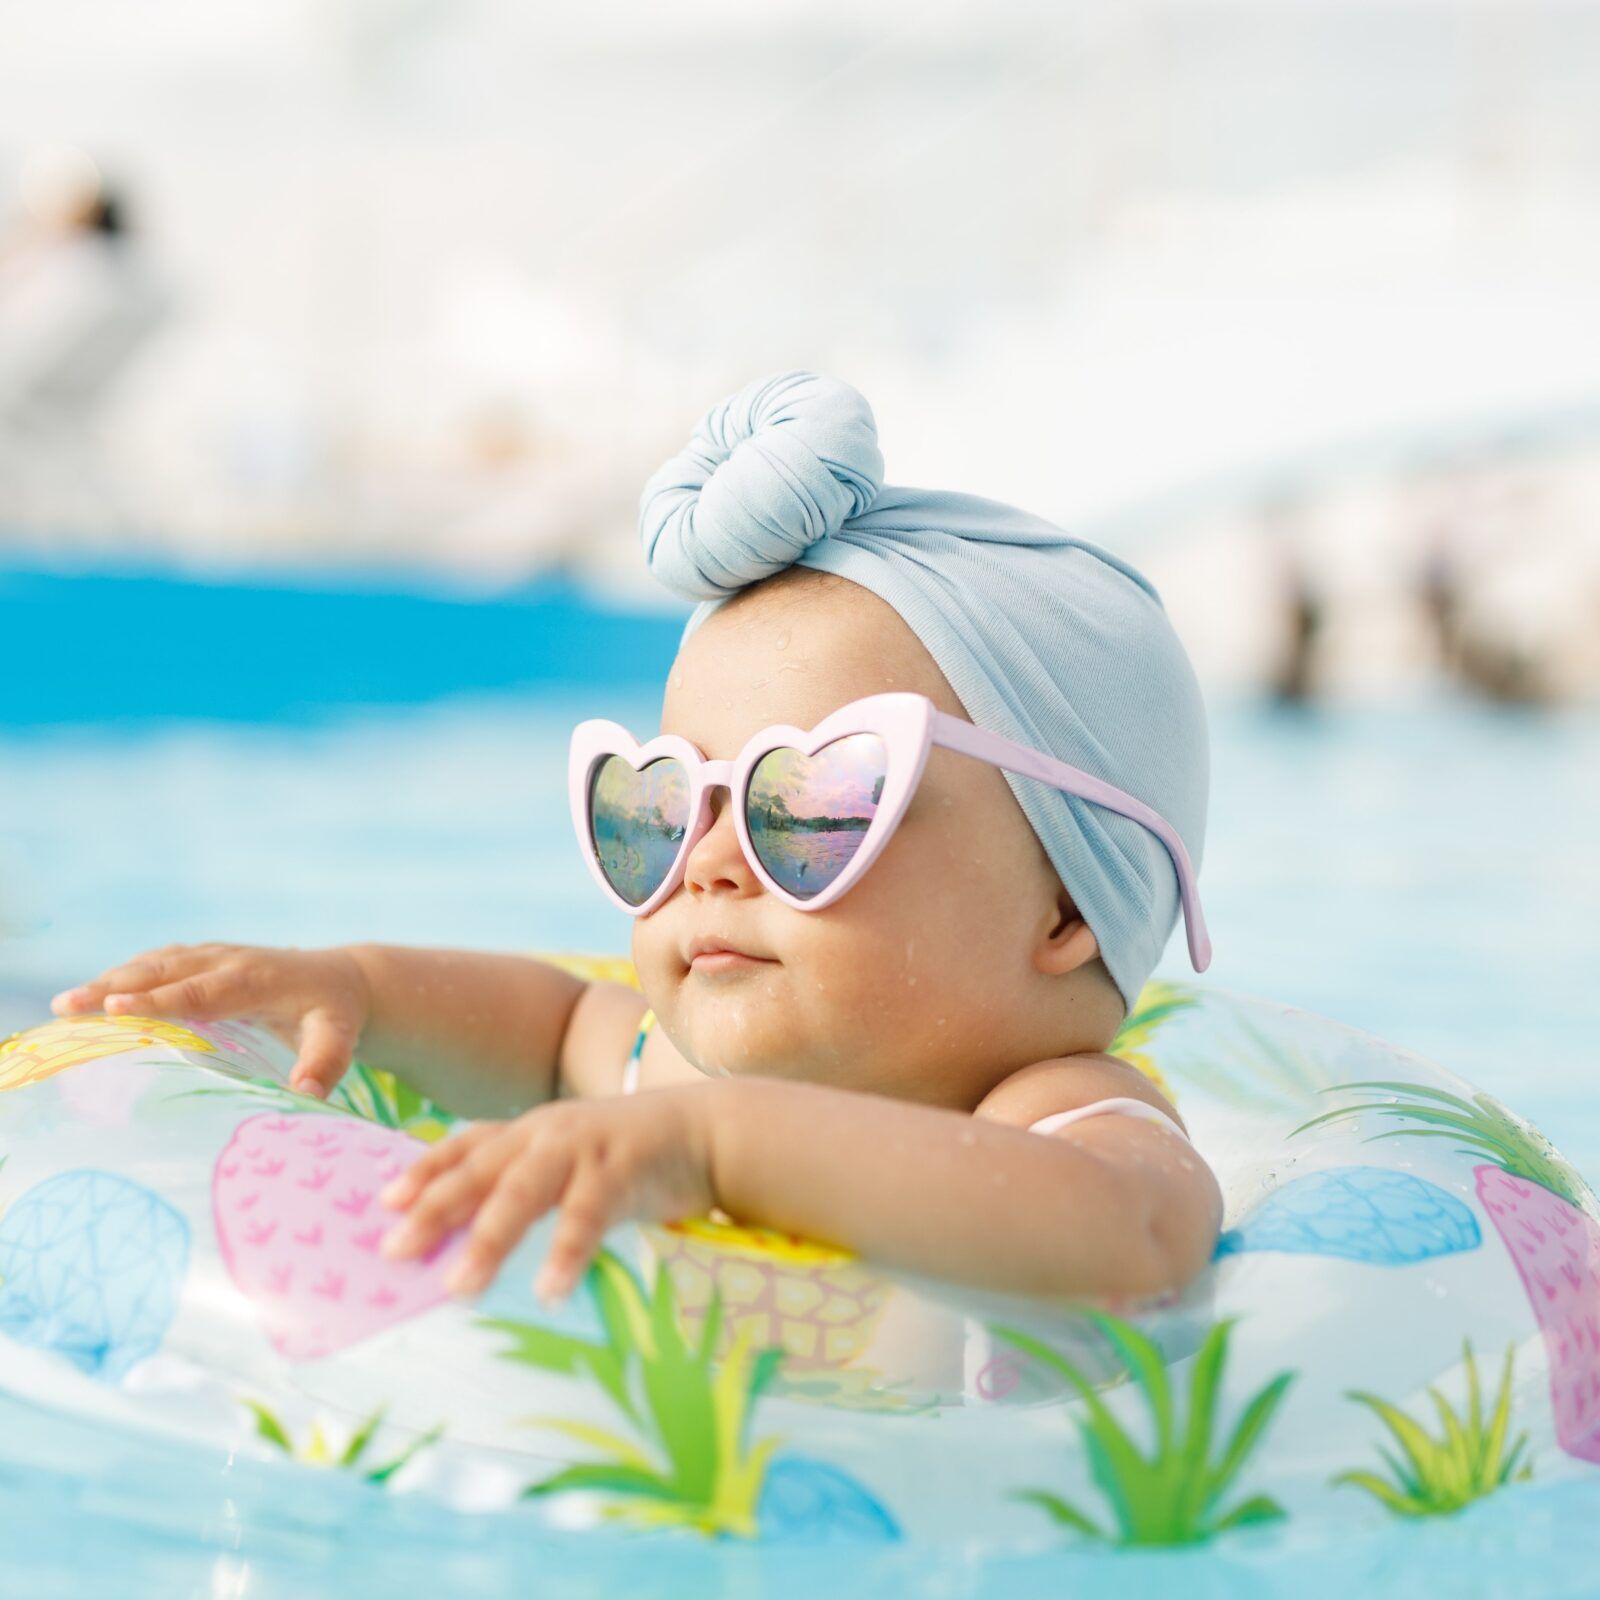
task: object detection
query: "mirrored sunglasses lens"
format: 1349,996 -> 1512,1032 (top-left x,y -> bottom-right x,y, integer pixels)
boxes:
589,755 -> 690,906
747,733 -> 887,900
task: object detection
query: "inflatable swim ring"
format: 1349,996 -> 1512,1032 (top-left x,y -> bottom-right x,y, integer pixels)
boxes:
0,965 -> 1594,1548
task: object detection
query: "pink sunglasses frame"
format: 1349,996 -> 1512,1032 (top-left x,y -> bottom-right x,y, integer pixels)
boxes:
569,691 -> 1211,971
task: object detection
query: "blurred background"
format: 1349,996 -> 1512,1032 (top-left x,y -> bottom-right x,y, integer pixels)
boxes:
3,0 -> 1598,1163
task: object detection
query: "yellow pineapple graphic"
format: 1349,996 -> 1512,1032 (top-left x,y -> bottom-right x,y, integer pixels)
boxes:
0,1015 -> 217,1094
536,951 -> 643,990
644,1216 -> 895,1375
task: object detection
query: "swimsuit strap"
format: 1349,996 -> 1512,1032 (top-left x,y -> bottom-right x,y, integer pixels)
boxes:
621,1008 -> 657,1096
1026,1096 -> 1189,1143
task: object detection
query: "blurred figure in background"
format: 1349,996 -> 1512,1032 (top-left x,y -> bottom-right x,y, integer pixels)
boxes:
1264,495 -> 1327,707
1254,443 -> 1600,709
0,145 -> 169,538
1254,492 -> 1331,707
1414,454 -> 1600,707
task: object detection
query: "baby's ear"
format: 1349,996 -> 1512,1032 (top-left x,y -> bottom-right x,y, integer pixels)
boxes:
1036,889 -> 1100,977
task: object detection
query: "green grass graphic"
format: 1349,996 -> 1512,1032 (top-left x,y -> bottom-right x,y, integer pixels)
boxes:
334,1059 -> 458,1140
482,1248 -> 784,1537
1295,1080 -> 1590,1210
1335,1341 -> 1531,1516
995,1314 -> 1294,1546
241,1398 -> 443,1484
1110,981 -> 1198,1057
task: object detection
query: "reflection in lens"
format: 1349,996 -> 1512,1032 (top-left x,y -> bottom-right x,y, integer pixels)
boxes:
589,756 -> 690,906
747,734 -> 887,900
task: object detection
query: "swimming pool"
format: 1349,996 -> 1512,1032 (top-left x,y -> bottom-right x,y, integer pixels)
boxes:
4,564 -> 1599,1595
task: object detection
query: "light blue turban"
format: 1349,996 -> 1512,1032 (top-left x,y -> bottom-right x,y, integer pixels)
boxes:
639,370 -> 1209,1012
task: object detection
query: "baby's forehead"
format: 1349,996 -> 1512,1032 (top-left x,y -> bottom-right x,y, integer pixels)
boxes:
659,571 -> 960,754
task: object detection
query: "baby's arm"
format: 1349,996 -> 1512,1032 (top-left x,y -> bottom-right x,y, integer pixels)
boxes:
340,944 -> 633,1117
706,1065 -> 1222,1300
52,940 -> 643,1119
384,1053 -> 1221,1303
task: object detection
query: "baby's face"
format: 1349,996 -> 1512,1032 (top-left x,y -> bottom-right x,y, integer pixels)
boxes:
630,572 -> 1110,1109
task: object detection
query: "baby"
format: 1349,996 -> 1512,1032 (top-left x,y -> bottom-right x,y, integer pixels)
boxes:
51,372 -> 1222,1310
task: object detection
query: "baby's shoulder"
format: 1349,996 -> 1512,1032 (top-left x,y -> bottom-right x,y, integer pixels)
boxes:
557,983 -> 705,1098
973,1050 -> 1186,1136
556,979 -> 651,1099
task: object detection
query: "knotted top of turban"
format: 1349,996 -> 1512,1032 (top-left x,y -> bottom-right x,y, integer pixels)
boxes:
639,370 -> 1209,1012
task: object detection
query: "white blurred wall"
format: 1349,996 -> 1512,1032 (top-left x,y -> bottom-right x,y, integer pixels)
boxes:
2,0 -> 1599,621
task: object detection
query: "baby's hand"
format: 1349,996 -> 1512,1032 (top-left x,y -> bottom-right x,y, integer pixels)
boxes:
50,942 -> 372,1100
378,1088 -> 718,1303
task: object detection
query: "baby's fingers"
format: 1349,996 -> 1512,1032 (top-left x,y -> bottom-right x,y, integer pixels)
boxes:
99,964 -> 258,1022
380,1127 -> 509,1258
446,1146 -> 575,1298
52,946 -> 212,1015
289,1008 -> 360,1100
534,1168 -> 616,1305
379,1124 -> 490,1211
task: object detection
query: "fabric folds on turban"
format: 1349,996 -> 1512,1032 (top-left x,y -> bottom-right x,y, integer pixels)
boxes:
639,370 -> 1209,1012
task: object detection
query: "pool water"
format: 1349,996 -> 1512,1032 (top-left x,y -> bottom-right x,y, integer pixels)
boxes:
3,567 -> 1599,1595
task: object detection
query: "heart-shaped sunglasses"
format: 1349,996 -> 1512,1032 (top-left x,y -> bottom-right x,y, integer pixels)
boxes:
569,691 -> 1211,971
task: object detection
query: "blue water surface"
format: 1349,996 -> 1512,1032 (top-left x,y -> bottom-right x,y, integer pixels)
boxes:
3,561 -> 1599,1596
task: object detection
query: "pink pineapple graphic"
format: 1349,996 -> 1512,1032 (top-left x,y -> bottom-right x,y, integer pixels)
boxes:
213,1113 -> 468,1360
1301,1080 -> 1600,1463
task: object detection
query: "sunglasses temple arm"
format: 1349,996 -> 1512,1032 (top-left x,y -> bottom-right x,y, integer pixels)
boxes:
931,714 -> 1213,973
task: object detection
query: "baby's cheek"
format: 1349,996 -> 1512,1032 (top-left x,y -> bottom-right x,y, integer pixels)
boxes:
629,917 -> 677,993
804,926 -> 932,1045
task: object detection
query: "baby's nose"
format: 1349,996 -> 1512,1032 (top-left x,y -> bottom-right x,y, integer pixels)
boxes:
684,795 -> 759,897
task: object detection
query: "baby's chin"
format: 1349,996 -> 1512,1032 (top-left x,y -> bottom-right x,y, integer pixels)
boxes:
675,1002 -> 794,1079
672,979 -> 837,1083
681,1021 -> 897,1099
